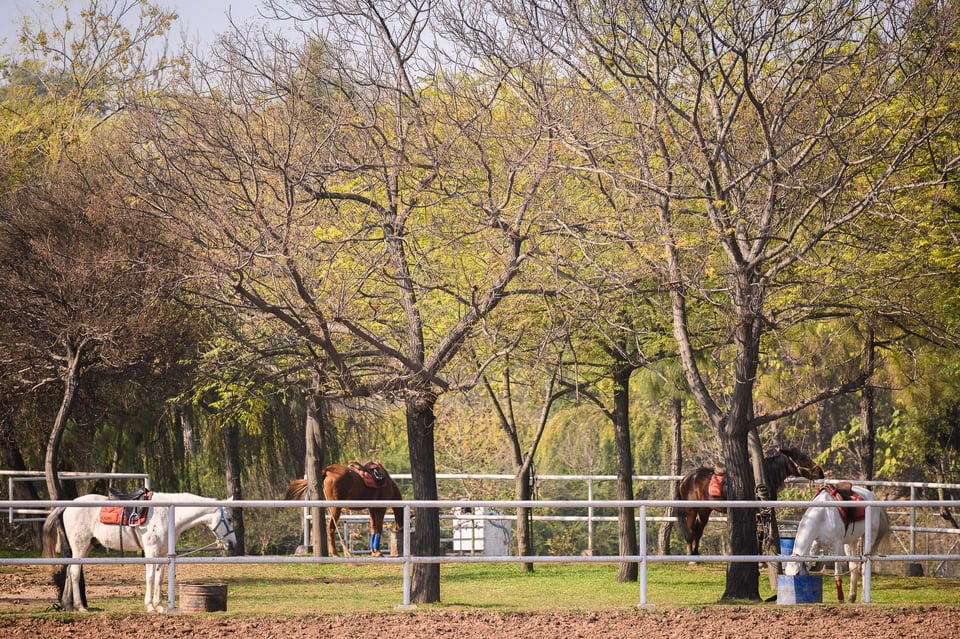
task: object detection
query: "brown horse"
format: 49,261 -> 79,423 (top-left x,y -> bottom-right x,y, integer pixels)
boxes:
285,461 -> 403,557
675,447 -> 824,556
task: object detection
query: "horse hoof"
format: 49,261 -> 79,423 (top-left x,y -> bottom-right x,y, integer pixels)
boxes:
371,550 -> 382,557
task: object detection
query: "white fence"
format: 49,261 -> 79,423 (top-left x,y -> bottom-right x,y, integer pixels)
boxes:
4,471 -> 150,523
3,494 -> 959,610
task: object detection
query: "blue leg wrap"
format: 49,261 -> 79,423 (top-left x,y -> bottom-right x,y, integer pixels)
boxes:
370,532 -> 381,551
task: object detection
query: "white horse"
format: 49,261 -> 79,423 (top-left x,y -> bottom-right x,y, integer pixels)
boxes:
43,491 -> 236,612
784,485 -> 890,603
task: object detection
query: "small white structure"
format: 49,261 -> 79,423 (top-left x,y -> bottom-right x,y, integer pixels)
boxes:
451,507 -> 511,555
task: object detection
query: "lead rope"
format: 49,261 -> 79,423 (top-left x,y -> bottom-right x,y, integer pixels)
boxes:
322,486 -> 351,554
180,507 -> 234,557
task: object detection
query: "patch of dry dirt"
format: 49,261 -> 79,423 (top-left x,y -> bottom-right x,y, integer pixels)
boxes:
2,564 -> 957,638
1,607 -> 958,639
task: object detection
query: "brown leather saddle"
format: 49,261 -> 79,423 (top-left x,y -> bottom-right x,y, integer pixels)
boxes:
99,487 -> 152,526
819,481 -> 866,526
348,461 -> 387,490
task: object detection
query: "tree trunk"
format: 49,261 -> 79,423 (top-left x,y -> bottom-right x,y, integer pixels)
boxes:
719,432 -> 761,601
482,367 -> 558,574
44,340 -> 86,608
719,304 -> 763,602
1,407 -> 38,500
109,422 -> 123,479
613,361 -> 638,583
1,405 -> 42,545
658,398 -> 682,555
45,341 -> 83,501
406,392 -> 441,604
224,422 -> 245,555
305,395 -> 328,556
515,469 -> 534,572
750,426 -> 778,590
180,405 -> 197,456
860,324 -> 877,480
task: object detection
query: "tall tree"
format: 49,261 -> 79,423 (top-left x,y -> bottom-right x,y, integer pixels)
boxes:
491,0 -> 960,599
124,0 -> 558,602
0,0 -> 181,499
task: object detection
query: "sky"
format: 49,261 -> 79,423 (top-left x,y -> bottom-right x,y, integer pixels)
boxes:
0,0 -> 268,55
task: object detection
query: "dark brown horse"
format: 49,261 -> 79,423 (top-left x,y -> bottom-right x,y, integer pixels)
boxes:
285,461 -> 403,557
675,447 -> 824,556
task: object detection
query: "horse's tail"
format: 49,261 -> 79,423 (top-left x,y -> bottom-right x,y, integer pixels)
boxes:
388,477 -> 404,530
42,507 -> 68,599
873,506 -> 893,552
42,506 -> 65,558
674,481 -> 694,543
284,478 -> 309,500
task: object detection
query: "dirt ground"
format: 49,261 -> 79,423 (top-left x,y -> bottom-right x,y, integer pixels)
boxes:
1,565 -> 958,638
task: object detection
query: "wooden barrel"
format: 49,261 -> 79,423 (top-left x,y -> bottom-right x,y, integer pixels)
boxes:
180,583 -> 227,613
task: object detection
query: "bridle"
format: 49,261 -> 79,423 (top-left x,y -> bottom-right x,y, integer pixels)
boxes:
212,507 -> 235,548
785,453 -> 822,479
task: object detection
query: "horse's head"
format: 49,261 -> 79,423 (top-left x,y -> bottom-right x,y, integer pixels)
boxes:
783,558 -> 808,576
780,447 -> 825,480
209,503 -> 238,552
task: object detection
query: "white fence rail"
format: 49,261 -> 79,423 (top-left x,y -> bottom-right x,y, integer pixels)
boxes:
3,496 -> 959,610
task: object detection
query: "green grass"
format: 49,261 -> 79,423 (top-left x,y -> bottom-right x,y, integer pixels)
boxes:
4,560 -> 958,616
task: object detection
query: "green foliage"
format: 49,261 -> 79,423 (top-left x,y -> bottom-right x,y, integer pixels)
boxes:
909,399 -> 960,483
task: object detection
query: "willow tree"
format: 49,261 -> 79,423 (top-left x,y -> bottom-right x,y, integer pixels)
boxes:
485,0 -> 960,599
0,0 -> 181,501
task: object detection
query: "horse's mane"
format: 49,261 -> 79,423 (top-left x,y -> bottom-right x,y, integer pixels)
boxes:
763,452 -> 793,495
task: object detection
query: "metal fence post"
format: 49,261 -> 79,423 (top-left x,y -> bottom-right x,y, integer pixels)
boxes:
863,503 -> 873,603
639,504 -> 648,606
167,504 -> 177,611
910,485 -> 917,555
587,477 -> 595,555
400,505 -> 413,608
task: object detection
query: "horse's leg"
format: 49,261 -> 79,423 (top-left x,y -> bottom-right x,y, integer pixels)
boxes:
846,542 -> 860,603
144,564 -> 155,612
685,510 -> 698,556
692,509 -> 711,556
328,507 -> 344,557
369,508 -> 386,557
66,563 -> 87,612
63,524 -> 91,612
143,562 -> 166,612
831,540 -> 846,603
154,564 -> 166,612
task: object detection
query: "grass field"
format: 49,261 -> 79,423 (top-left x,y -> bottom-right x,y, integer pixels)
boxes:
6,560 -> 955,615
